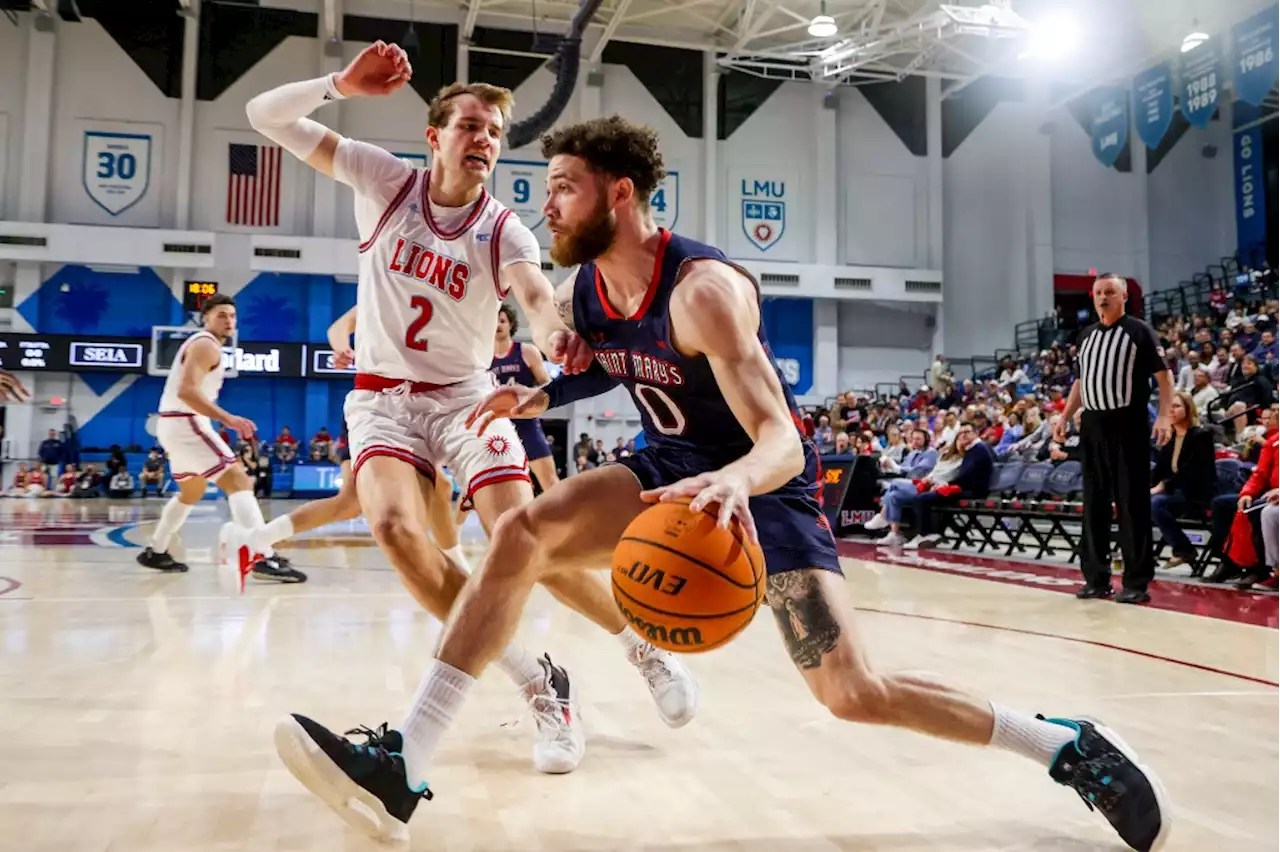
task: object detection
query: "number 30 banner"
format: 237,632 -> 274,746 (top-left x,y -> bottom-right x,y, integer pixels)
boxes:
75,119 -> 162,226
1233,5 -> 1279,107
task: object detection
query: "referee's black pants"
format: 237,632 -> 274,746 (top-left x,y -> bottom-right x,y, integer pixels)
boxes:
1079,409 -> 1155,591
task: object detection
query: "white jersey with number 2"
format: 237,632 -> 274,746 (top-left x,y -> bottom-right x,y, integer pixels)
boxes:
334,139 -> 541,385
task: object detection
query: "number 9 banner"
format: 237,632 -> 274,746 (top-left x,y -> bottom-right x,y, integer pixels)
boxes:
1233,5 -> 1279,107
490,160 -> 551,247
1179,36 -> 1222,128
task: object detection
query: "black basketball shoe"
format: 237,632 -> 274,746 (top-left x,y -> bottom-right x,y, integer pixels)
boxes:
1042,715 -> 1170,851
251,555 -> 307,583
274,714 -> 431,842
135,547 -> 188,573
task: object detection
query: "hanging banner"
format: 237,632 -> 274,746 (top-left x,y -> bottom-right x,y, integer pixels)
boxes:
1179,37 -> 1222,128
1233,6 -> 1279,106
490,159 -> 549,248
1234,101 -> 1270,257
1090,87 -> 1129,167
1133,63 -> 1175,150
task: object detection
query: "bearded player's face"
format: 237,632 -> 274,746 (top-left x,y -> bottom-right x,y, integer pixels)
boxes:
543,154 -> 618,268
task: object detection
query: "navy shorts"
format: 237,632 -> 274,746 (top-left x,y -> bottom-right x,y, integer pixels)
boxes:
617,442 -> 842,578
337,417 -> 350,463
515,419 -> 553,461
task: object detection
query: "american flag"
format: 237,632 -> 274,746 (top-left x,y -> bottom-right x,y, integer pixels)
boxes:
227,142 -> 281,227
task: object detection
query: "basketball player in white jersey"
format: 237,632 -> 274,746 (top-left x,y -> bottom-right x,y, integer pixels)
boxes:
135,294 -> 306,589
250,305 -> 473,581
244,40 -> 697,782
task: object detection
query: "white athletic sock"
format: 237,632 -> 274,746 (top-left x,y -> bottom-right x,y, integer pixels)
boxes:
227,491 -> 274,557
615,627 -> 649,661
253,514 -> 294,553
495,642 -> 544,689
150,497 -> 193,553
441,544 -> 470,574
988,703 -> 1077,767
399,659 -> 474,789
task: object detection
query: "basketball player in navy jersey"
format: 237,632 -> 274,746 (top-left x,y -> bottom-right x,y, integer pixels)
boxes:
277,118 -> 1168,851
490,304 -> 560,492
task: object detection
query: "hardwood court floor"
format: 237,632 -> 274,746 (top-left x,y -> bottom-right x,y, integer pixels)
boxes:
0,498 -> 1275,852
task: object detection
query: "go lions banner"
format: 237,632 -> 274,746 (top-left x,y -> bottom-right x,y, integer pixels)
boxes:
1090,87 -> 1129,168
1133,63 -> 1174,150
1179,36 -> 1222,128
1232,5 -> 1279,107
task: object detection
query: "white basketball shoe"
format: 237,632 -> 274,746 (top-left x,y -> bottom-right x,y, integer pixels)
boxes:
524,655 -> 586,774
630,642 -> 700,728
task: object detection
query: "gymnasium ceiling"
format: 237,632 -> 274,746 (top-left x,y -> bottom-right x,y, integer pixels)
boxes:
332,0 -> 1278,96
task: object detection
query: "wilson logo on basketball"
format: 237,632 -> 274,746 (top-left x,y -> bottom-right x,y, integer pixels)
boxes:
617,560 -> 688,596
484,435 -> 511,457
615,601 -> 705,648
662,515 -> 699,538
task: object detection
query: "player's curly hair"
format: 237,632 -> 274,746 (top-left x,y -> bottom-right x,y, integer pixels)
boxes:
498,303 -> 519,335
540,116 -> 666,204
428,82 -> 515,130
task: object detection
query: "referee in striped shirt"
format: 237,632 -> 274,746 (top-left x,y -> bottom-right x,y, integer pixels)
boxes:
1055,274 -> 1174,604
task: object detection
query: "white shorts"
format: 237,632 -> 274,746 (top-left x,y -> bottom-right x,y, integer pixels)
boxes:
156,413 -> 236,482
344,372 -> 530,506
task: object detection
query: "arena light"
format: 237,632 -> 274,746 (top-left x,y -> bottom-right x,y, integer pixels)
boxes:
808,2 -> 837,38
1018,9 -> 1080,62
1181,25 -> 1209,53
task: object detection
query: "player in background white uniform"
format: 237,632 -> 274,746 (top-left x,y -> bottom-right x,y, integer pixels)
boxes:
251,305 -> 473,585
244,41 -> 697,786
136,295 -> 306,589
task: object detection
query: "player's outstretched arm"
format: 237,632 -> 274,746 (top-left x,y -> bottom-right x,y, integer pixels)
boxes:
245,41 -> 411,180
521,343 -> 552,385
672,264 -> 806,495
178,338 -> 255,440
502,263 -> 593,374
327,305 -> 357,369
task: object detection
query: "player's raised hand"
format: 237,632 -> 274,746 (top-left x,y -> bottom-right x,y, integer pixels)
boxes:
336,41 -> 413,97
0,369 -> 30,403
641,470 -> 759,545
546,329 -> 594,375
465,385 -> 549,435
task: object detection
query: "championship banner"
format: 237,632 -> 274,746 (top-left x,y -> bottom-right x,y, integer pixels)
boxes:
1232,5 -> 1279,106
1133,63 -> 1174,150
1090,87 -> 1129,167
650,168 -> 679,231
490,158 -> 550,248
1179,37 -> 1222,128
74,119 -> 163,226
726,165 -> 800,261
1234,101 -> 1270,256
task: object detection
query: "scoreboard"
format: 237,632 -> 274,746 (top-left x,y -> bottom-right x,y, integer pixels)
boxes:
183,280 -> 219,312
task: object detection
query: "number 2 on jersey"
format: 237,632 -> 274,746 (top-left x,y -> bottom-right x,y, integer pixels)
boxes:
405,296 -> 433,351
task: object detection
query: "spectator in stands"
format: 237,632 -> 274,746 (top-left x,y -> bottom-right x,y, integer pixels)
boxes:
1150,392 -> 1218,571
38,429 -> 63,478
105,445 -> 127,478
575,451 -> 595,474
1208,345 -> 1232,387
275,426 -> 299,463
139,449 -> 165,496
1175,351 -> 1201,391
107,467 -> 134,499
1191,368 -> 1220,415
880,421 -> 993,549
1233,428 -> 1279,591
878,428 -> 937,482
880,424 -> 907,462
994,411 -> 1024,455
1253,330 -> 1277,364
929,355 -> 950,397
310,427 -> 333,461
832,431 -> 852,455
1223,355 -> 1276,434
1235,320 -> 1260,354
574,433 -> 594,465
814,415 -> 835,452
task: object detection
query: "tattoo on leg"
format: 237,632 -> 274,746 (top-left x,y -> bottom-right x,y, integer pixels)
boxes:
766,571 -> 842,670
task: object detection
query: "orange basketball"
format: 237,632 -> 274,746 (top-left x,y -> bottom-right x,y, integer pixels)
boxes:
611,500 -> 767,653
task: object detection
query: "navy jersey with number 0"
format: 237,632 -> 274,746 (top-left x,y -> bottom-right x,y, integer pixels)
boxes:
570,228 -> 839,582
